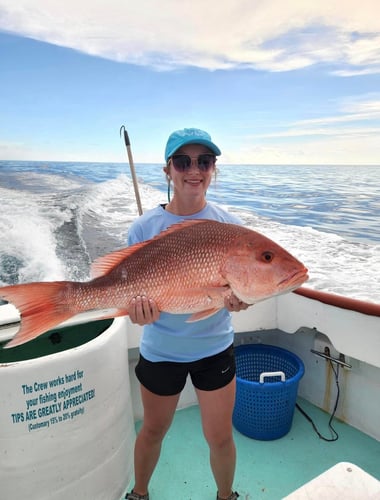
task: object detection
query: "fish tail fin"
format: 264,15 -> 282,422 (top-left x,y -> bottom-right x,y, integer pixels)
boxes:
1,281 -> 74,348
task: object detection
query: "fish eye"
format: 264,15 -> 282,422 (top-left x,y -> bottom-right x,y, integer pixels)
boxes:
261,251 -> 274,263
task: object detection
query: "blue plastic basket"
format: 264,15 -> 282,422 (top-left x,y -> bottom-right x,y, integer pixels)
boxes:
233,344 -> 304,440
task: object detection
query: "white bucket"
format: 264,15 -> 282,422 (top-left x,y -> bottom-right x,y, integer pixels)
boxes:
0,317 -> 135,500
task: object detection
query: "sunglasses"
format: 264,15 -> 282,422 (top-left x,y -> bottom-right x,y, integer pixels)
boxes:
170,154 -> 216,172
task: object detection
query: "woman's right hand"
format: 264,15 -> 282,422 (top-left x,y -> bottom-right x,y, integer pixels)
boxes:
128,296 -> 160,325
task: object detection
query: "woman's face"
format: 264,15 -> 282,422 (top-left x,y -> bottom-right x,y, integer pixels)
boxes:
167,143 -> 216,201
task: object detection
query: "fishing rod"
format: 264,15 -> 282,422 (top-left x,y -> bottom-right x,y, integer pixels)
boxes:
120,126 -> 143,215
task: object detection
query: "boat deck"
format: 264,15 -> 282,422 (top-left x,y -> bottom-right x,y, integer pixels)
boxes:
127,398 -> 380,500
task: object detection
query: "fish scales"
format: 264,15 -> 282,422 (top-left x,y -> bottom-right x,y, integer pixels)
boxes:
0,219 -> 308,347
70,220 -> 242,313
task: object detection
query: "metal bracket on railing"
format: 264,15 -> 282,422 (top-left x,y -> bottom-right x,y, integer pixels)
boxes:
310,349 -> 352,369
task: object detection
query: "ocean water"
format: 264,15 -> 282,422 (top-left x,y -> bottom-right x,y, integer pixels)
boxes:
0,161 -> 379,304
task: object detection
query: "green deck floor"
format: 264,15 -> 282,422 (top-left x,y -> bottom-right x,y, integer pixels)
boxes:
127,398 -> 380,500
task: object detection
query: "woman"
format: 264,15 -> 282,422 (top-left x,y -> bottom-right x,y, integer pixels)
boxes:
125,128 -> 248,500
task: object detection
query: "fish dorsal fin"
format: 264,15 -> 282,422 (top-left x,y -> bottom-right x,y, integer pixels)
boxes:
90,219 -> 211,278
91,244 -> 147,278
154,218 -> 211,234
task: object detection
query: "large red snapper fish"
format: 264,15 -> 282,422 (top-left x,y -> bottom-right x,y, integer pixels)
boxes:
0,220 -> 308,348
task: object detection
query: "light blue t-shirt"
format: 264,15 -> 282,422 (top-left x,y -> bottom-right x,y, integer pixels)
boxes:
127,202 -> 242,362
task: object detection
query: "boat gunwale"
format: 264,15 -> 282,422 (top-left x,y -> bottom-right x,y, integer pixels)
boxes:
294,286 -> 380,317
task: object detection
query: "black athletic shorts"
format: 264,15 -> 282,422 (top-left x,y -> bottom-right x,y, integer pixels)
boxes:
135,344 -> 236,396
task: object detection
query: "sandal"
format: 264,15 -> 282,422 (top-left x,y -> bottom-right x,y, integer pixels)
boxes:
125,490 -> 150,500
217,492 -> 239,500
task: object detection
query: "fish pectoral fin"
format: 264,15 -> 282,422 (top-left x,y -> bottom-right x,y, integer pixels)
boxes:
205,285 -> 231,295
179,285 -> 230,299
184,285 -> 230,296
186,308 -> 222,322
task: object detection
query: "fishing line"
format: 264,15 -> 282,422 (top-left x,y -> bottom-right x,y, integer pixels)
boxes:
296,353 -> 347,442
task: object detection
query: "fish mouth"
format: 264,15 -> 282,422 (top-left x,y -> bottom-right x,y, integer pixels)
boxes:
278,269 -> 309,290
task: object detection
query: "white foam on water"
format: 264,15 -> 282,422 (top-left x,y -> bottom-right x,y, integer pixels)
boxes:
0,188 -> 67,284
76,175 -> 163,261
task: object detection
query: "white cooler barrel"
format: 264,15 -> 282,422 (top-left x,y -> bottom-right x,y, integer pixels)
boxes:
0,317 -> 135,500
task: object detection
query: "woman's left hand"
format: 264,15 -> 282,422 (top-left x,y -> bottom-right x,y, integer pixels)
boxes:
224,293 -> 250,312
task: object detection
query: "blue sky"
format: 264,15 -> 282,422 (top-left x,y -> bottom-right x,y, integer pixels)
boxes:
0,0 -> 379,164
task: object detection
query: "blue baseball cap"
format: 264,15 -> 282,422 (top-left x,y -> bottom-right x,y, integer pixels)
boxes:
165,128 -> 221,161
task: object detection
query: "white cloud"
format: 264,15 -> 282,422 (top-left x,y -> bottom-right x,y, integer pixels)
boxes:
0,0 -> 379,74
257,126 -> 380,139
224,134 -> 380,165
250,96 -> 380,138
1,1 -> 379,164
222,94 -> 380,165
